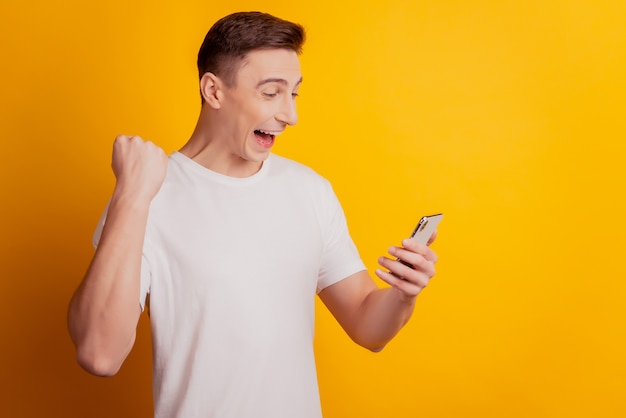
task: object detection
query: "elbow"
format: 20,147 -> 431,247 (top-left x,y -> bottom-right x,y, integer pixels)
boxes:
76,348 -> 123,377
363,342 -> 387,353
347,325 -> 392,352
76,349 -> 123,377
351,334 -> 388,353
69,320 -> 136,377
74,337 -> 132,377
368,345 -> 386,353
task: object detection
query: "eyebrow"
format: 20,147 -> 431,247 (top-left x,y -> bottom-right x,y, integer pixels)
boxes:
256,77 -> 303,88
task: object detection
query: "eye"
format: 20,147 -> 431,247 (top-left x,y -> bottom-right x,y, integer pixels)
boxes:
263,92 -> 278,98
291,92 -> 299,99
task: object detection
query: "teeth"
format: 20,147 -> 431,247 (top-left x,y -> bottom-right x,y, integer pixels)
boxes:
257,130 -> 281,136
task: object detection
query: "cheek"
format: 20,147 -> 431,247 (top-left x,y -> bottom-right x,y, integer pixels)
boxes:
232,98 -> 277,127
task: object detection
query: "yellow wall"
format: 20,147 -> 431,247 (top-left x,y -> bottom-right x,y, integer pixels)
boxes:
1,1 -> 625,417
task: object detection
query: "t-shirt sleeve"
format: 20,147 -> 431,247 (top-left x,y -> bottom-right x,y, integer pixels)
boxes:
316,181 -> 367,293
92,203 -> 152,311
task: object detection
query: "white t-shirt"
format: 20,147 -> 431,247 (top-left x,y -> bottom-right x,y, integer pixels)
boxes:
94,152 -> 366,417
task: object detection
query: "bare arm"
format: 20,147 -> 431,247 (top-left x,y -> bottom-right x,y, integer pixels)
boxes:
318,233 -> 438,352
68,135 -> 167,376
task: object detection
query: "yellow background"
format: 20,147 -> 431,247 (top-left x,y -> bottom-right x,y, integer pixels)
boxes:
1,0 -> 625,417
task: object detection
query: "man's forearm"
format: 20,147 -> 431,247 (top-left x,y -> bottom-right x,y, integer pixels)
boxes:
67,194 -> 149,376
354,286 -> 417,351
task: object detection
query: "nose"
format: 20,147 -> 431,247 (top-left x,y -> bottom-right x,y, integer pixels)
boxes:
276,95 -> 298,126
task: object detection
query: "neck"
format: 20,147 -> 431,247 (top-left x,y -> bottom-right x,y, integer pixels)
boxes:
179,110 -> 263,178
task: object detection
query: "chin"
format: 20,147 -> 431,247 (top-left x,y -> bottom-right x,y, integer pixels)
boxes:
244,147 -> 272,162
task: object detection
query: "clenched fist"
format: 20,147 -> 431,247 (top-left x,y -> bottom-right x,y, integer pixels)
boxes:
111,135 -> 168,204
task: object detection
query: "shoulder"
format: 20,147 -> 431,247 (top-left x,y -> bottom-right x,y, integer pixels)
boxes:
268,154 -> 330,188
267,155 -> 343,217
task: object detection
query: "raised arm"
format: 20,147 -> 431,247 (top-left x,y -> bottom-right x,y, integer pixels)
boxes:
68,135 -> 167,376
318,233 -> 438,352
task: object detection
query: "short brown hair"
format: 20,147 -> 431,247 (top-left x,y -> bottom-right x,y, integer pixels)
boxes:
197,12 -> 305,89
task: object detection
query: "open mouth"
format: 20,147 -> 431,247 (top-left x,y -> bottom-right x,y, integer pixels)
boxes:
254,129 -> 278,148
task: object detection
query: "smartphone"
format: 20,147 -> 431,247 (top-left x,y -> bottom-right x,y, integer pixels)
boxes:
398,213 -> 443,268
408,213 -> 443,245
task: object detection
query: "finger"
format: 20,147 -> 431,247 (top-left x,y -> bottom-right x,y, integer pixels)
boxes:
378,255 -> 433,286
395,241 -> 438,264
114,134 -> 138,144
375,268 -> 424,296
379,255 -> 414,279
427,230 -> 438,246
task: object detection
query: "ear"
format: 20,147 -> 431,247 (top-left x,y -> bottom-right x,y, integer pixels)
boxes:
200,72 -> 223,109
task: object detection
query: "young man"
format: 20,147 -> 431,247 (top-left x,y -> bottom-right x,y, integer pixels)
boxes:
68,11 -> 439,418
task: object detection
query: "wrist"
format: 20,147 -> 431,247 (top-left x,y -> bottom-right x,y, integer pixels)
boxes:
390,286 -> 417,305
110,187 -> 153,212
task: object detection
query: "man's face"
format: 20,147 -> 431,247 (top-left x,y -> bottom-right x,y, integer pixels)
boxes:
217,48 -> 302,167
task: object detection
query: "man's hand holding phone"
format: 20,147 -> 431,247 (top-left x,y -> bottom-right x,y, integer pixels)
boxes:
375,214 -> 442,299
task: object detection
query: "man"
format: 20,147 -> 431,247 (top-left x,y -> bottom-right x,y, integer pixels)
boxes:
68,11 -> 439,418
